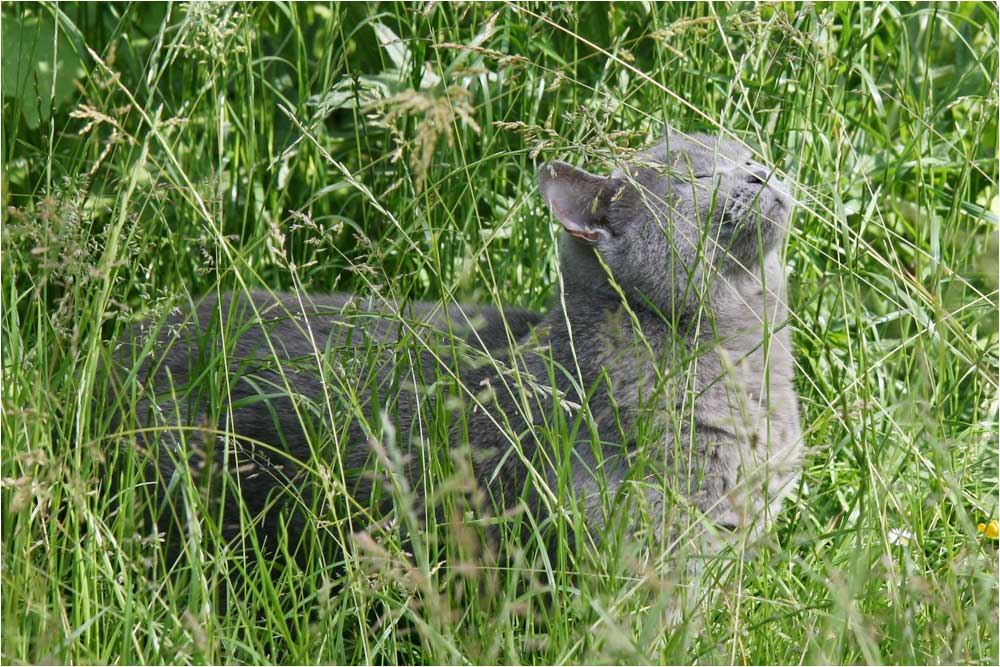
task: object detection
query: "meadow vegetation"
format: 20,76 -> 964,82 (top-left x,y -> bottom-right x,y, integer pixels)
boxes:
2,2 -> 998,664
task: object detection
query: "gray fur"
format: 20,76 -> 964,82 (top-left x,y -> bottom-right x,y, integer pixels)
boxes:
537,132 -> 801,542
114,132 -> 801,555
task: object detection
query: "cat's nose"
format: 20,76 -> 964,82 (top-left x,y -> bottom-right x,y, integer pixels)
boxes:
743,164 -> 771,185
743,162 -> 791,201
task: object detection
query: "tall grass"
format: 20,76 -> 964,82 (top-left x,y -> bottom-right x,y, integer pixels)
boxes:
3,2 -> 997,664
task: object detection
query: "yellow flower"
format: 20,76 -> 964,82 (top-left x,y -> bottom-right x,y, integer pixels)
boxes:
977,520 -> 999,539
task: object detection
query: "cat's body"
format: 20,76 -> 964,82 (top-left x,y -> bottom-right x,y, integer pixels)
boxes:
113,131 -> 801,558
116,290 -> 544,544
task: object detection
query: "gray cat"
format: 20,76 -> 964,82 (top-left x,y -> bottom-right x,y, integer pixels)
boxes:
113,131 -> 801,560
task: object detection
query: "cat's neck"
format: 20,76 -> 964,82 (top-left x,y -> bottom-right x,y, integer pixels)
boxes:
529,261 -> 793,403
533,293 -> 672,392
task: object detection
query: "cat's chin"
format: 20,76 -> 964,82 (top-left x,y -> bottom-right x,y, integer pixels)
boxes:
762,196 -> 791,244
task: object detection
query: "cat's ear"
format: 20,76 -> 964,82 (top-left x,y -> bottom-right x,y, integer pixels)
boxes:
537,161 -> 623,244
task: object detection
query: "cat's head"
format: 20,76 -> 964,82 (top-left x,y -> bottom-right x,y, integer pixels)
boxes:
538,132 -> 792,319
